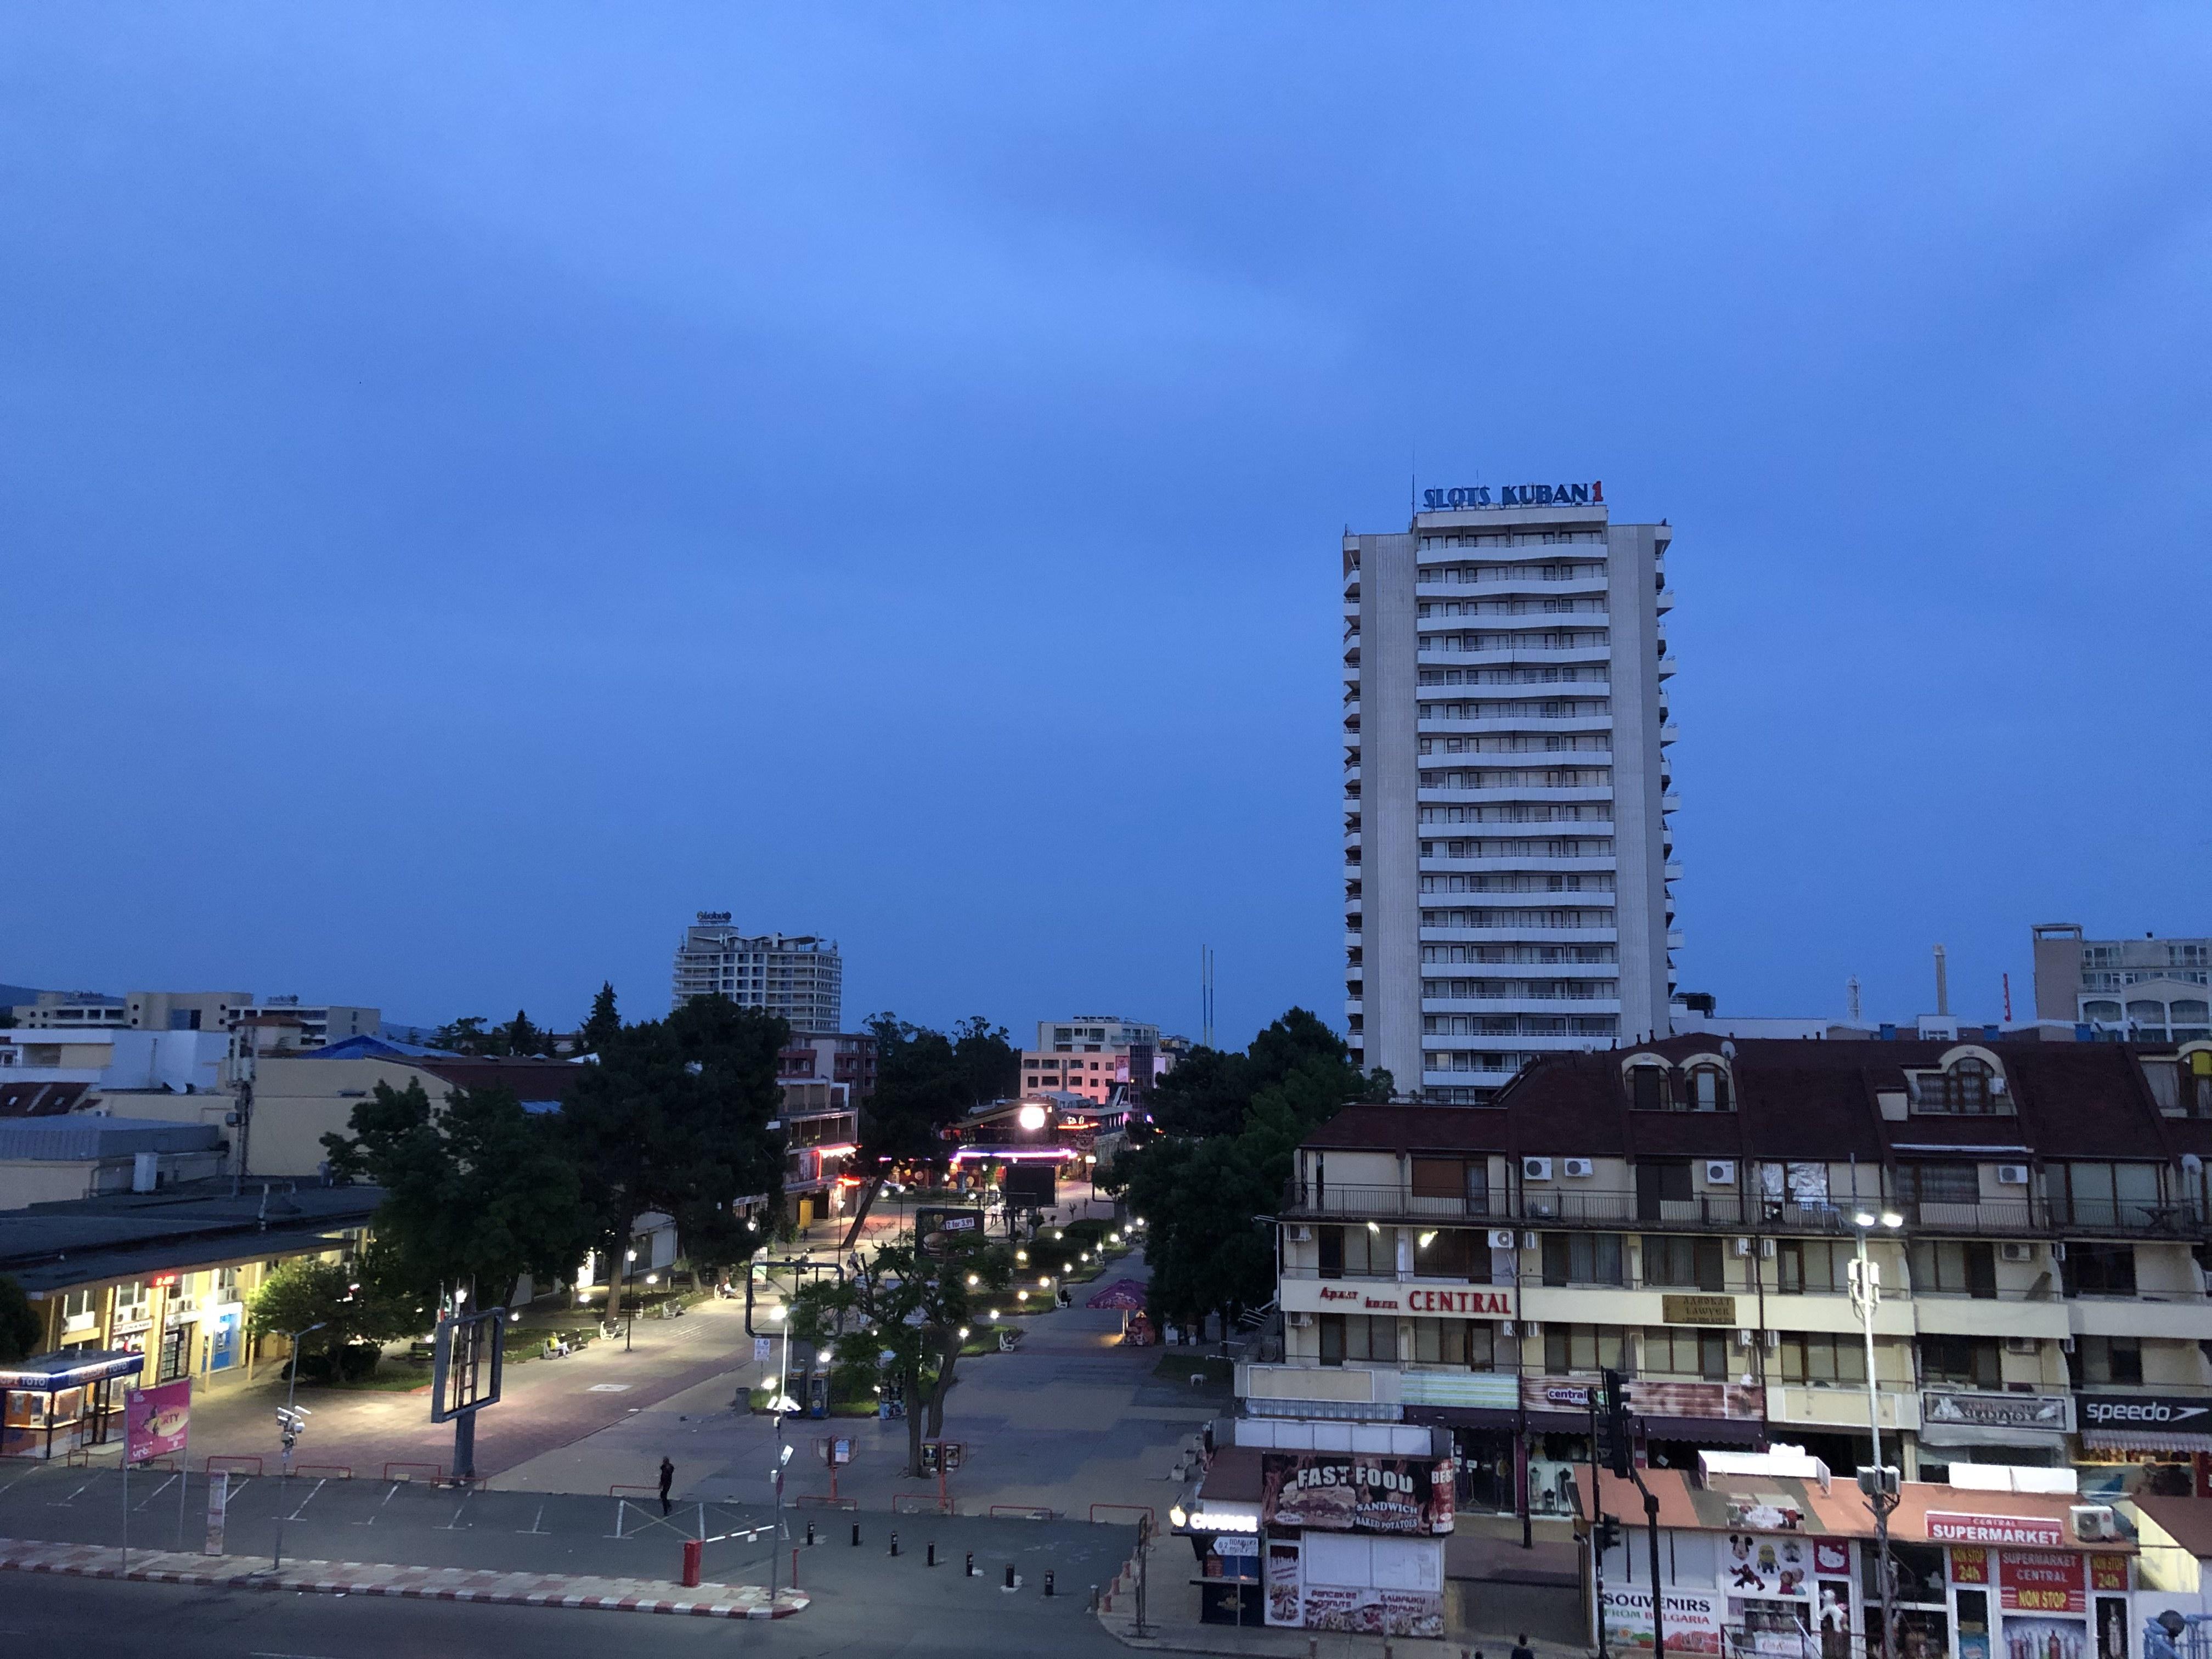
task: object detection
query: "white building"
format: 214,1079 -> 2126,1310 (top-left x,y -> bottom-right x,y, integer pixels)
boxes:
2034,924 -> 2211,1042
671,912 -> 842,1031
1344,481 -> 1678,1102
6,990 -> 378,1049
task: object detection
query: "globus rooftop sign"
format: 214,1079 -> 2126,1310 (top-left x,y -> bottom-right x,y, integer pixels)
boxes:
1423,481 -> 1602,510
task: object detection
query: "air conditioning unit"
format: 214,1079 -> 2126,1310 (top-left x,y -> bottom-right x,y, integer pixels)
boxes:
2051,1243 -> 2067,1261
1519,1321 -> 1539,1338
1760,1238 -> 1776,1259
1996,1164 -> 2030,1186
1289,1311 -> 1314,1328
1290,1225 -> 1313,1243
1562,1158 -> 1596,1179
1735,1329 -> 1754,1349
1705,1160 -> 1736,1186
1523,1156 -> 1554,1182
1733,1237 -> 1752,1257
2061,1336 -> 2075,1353
1763,1329 -> 1779,1351
1489,1229 -> 1519,1251
2005,1336 -> 2039,1356
1526,1201 -> 1556,1218
1999,1242 -> 2035,1263
2071,1506 -> 2121,1543
1499,1321 -> 1516,1336
1521,1231 -> 1539,1249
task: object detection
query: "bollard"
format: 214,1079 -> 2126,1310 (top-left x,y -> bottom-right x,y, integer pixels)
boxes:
681,1538 -> 703,1588
1003,1562 -> 1015,1589
890,1530 -> 900,1558
851,1522 -> 862,1547
965,1551 -> 975,1578
1045,1570 -> 1055,1598
927,1542 -> 937,1567
806,1520 -> 816,1547
791,1547 -> 799,1587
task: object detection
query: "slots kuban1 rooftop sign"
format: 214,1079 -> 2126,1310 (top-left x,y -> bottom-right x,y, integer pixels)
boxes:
1422,481 -> 1602,510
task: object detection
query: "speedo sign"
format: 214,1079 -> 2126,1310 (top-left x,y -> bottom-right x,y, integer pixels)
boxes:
2079,1394 -> 2212,1429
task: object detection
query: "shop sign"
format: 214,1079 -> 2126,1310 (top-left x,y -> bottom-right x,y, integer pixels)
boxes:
125,1379 -> 190,1464
1423,482 -> 1604,511
1632,1380 -> 1765,1421
1212,1533 -> 1258,1558
1259,1452 -> 1453,1534
2089,1556 -> 2126,1592
1923,1391 -> 2072,1432
1952,1547 -> 1991,1585
1600,1585 -> 1726,1654
1928,1513 -> 2067,1548
1726,1502 -> 1804,1532
1813,1541 -> 1850,1577
1299,1585 -> 1444,1638
2000,1549 -> 2085,1613
1661,1295 -> 1738,1326
1402,1288 -> 1512,1316
2078,1395 -> 2212,1432
1726,1532 -> 1814,1598
1524,1376 -> 1600,1411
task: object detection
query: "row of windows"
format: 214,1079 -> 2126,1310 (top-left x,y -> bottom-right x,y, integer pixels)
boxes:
1421,980 -> 1620,1001
1422,838 -> 1613,860
1423,630 -> 1610,653
1417,665 -> 1610,687
1420,735 -> 1613,757
1417,599 -> 1607,619
1426,1015 -> 1620,1038
1420,768 -> 1614,790
1418,805 -> 1615,827
1422,908 -> 1615,929
1415,701 -> 1612,723
1420,944 -> 1618,965
1420,874 -> 1615,895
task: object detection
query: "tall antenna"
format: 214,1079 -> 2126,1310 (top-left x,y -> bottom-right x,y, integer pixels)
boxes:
1933,944 -> 1949,1017
1847,976 -> 1862,1024
1200,945 -> 1216,1049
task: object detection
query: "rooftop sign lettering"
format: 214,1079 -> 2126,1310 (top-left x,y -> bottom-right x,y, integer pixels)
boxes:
1423,481 -> 1602,511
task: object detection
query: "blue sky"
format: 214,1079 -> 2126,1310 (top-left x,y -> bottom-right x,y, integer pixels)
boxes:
3,8 -> 2207,1043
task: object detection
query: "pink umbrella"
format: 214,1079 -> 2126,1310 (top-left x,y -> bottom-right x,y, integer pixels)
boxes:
1085,1278 -> 1148,1311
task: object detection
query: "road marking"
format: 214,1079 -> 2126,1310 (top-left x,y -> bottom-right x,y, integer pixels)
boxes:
435,1489 -> 475,1530
286,1479 -> 326,1521
48,1482 -> 91,1507
134,1473 -> 182,1509
517,1502 -> 549,1535
250,1651 -> 343,1657
352,1482 -> 400,1525
586,1384 -> 631,1392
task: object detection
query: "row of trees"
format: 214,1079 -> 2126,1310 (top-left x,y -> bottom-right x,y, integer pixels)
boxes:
1107,1008 -> 1389,1339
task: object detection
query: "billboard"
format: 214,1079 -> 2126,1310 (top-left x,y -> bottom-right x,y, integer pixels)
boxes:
1259,1452 -> 1453,1534
915,1206 -> 986,1255
125,1379 -> 190,1465
1601,1587 -> 1726,1655
1003,1164 -> 1056,1209
431,1307 -> 506,1423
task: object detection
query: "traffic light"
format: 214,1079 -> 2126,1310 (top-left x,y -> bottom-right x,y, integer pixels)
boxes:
1855,1465 -> 1899,1499
1598,1367 -> 1633,1477
1594,1516 -> 1623,1554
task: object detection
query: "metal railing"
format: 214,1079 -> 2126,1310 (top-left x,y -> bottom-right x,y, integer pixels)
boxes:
1280,1180 -> 2208,1238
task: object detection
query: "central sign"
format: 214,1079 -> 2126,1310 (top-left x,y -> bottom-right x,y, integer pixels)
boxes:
1925,1512 -> 2066,1548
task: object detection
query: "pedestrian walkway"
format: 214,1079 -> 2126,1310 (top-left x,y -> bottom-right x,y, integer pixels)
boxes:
0,1534 -> 809,1620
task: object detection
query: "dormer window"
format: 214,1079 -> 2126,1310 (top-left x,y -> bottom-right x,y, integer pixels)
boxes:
1914,1055 -> 2009,1116
1688,1066 -> 1732,1113
1629,1066 -> 1668,1112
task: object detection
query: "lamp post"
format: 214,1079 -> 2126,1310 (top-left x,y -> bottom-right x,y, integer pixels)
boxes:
272,1321 -> 326,1572
1849,1209 -> 1904,1659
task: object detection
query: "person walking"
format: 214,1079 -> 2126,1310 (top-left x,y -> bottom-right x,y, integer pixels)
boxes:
1510,1633 -> 1535,1659
658,1455 -> 675,1515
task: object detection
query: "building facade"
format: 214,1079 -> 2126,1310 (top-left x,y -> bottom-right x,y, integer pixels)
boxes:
1019,1016 -> 1171,1104
2035,925 -> 2211,1041
671,913 -> 842,1031
7,991 -> 378,1049
1344,482 -> 1678,1104
1243,1035 -> 2212,1521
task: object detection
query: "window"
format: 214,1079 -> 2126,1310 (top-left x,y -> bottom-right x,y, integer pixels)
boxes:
2194,1051 -> 2212,1118
1778,1332 -> 1867,1385
1542,1233 -> 1624,1286
1543,1323 -> 1627,1374
2070,1335 -> 2143,1386
1895,1163 -> 1980,1210
2061,1244 -> 2136,1296
1908,1240 -> 1997,1299
1413,1228 -> 1488,1283
1635,1159 -> 1693,1220
1318,1224 -> 1395,1279
1629,1067 -> 1669,1111
1641,1235 -> 1725,1291
1915,1059 -> 2002,1115
1643,1325 -> 1729,1380
1412,1319 -> 1497,1368
2045,1162 -> 2162,1229
1776,1239 -> 1846,1293
1317,1313 -> 1397,1365
1411,1155 -> 1485,1214
1918,1335 -> 2001,1388
1686,1067 -> 1732,1111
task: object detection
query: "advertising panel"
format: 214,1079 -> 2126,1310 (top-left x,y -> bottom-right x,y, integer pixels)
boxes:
2001,1615 -> 2089,1659
1725,1531 -> 1814,1599
123,1379 -> 190,1465
1259,1452 -> 1452,1534
1265,1540 -> 1302,1627
2001,1551 -> 2087,1614
1928,1514 -> 2068,1548
1600,1586 -> 1726,1655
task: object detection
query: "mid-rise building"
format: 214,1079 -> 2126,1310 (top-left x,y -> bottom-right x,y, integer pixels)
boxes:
1343,481 -> 1678,1104
2034,924 -> 2211,1041
671,912 -> 842,1031
1244,1034 -> 2212,1521
6,991 -> 379,1050
1019,1014 -> 1173,1103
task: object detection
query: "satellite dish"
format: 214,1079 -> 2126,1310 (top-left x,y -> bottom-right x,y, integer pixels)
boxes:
1720,1041 -> 1737,1059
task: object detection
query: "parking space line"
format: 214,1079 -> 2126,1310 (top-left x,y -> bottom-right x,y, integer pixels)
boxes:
47,1482 -> 91,1507
352,1482 -> 400,1525
285,1479 -> 326,1521
134,1473 -> 181,1509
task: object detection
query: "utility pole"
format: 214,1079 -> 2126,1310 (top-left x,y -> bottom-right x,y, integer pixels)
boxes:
1851,1210 -> 1904,1659
270,1322 -> 324,1572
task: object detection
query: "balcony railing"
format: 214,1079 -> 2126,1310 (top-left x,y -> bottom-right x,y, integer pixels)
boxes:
1280,1180 -> 2209,1239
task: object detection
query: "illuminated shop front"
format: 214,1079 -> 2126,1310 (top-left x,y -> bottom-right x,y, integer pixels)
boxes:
0,1349 -> 144,1460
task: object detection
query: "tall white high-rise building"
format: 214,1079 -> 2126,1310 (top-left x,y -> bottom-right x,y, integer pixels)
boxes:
672,912 -> 843,1031
1343,481 -> 1678,1103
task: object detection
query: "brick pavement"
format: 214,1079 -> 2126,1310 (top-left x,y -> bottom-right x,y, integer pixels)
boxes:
0,1534 -> 809,1618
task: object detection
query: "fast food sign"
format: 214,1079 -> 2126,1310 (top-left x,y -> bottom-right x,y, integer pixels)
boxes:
1259,1453 -> 1453,1534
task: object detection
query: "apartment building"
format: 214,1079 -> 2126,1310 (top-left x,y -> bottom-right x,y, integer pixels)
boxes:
1343,482 -> 1678,1104
671,912 -> 842,1031
6,991 -> 379,1049
2035,924 -> 2211,1041
776,1030 -> 877,1099
1019,1015 -> 1172,1103
1243,1035 -> 2212,1520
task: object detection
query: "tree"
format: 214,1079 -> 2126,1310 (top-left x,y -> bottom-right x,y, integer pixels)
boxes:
557,995 -> 787,1323
431,1015 -> 490,1055
859,1013 -> 1015,1170
951,1016 -> 1019,1107
787,1235 -> 1012,1476
1107,1007 -> 1390,1338
580,982 -> 620,1054
323,1079 -> 594,1310
245,1244 -> 417,1374
492,1009 -> 547,1057
0,1273 -> 41,1361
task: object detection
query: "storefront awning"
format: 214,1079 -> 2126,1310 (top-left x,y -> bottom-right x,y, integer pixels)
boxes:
1640,1415 -> 1766,1448
2083,1429 -> 2212,1455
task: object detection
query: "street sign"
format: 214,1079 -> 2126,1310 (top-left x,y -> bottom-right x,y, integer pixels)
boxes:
919,1438 -> 965,1475
204,1470 -> 228,1554
754,1336 -> 773,1364
817,1435 -> 854,1466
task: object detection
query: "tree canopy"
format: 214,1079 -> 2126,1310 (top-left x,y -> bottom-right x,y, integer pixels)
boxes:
0,1273 -> 41,1362
246,1243 -> 420,1370
857,1013 -> 1018,1168
1109,1007 -> 1389,1334
556,995 -> 787,1319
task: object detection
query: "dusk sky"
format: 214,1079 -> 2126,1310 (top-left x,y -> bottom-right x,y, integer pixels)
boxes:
3,8 -> 2206,1045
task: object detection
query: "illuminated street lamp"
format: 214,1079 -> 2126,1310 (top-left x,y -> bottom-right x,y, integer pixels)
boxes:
1850,1207 -> 1906,1659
